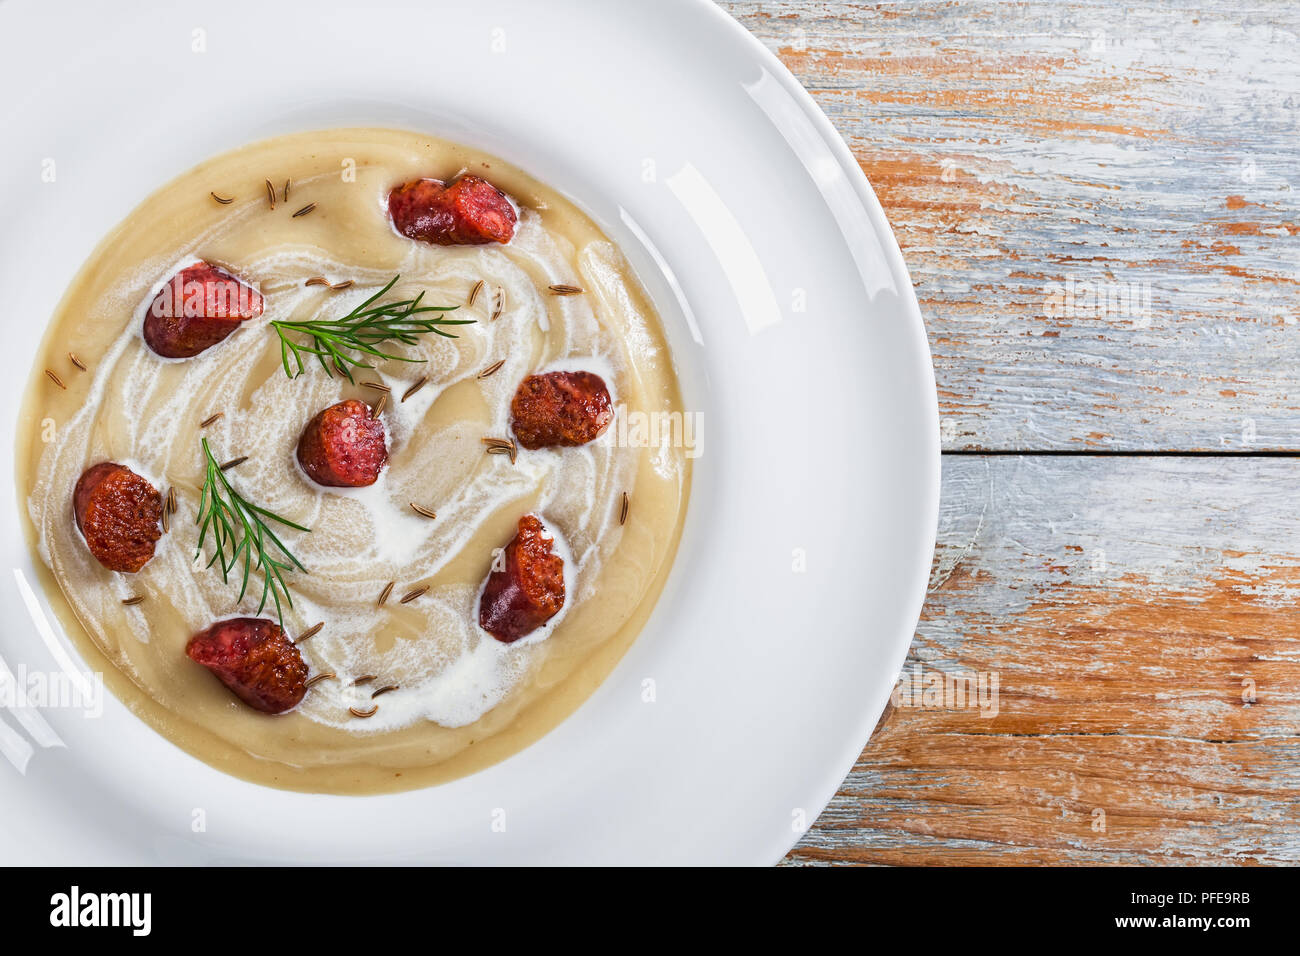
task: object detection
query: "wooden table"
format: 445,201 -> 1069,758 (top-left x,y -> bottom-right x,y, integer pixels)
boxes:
717,0 -> 1300,865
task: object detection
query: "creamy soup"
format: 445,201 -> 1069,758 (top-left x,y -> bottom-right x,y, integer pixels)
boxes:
16,128 -> 689,793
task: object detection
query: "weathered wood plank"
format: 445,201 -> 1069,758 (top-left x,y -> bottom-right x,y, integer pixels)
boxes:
720,0 -> 1300,451
717,0 -> 1299,865
786,455 -> 1300,865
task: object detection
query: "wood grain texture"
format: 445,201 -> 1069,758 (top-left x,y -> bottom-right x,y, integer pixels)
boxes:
710,0 -> 1300,864
722,0 -> 1300,452
792,456 -> 1300,865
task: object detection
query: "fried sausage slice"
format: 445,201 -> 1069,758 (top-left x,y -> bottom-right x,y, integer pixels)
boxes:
142,261 -> 264,358
186,617 -> 308,714
479,515 -> 566,643
510,370 -> 613,449
388,175 -> 517,246
296,399 -> 388,488
73,462 -> 163,573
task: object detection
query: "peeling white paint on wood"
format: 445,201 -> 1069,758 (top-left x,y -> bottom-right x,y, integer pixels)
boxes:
793,456 -> 1300,865
724,0 -> 1300,452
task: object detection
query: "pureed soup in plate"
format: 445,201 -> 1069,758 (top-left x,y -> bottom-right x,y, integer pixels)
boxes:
16,128 -> 690,793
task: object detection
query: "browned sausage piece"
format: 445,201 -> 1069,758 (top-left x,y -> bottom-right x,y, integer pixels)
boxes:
479,514 -> 566,643
186,618 -> 308,714
143,261 -> 263,358
388,175 -> 517,246
296,399 -> 387,488
510,371 -> 613,449
73,462 -> 163,573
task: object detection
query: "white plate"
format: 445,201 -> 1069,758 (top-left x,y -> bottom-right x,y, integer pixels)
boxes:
0,0 -> 937,864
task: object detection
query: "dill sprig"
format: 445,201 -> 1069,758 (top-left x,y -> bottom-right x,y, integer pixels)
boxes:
272,275 -> 473,383
195,437 -> 309,625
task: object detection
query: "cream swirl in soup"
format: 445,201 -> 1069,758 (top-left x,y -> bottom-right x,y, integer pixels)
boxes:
17,128 -> 689,793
